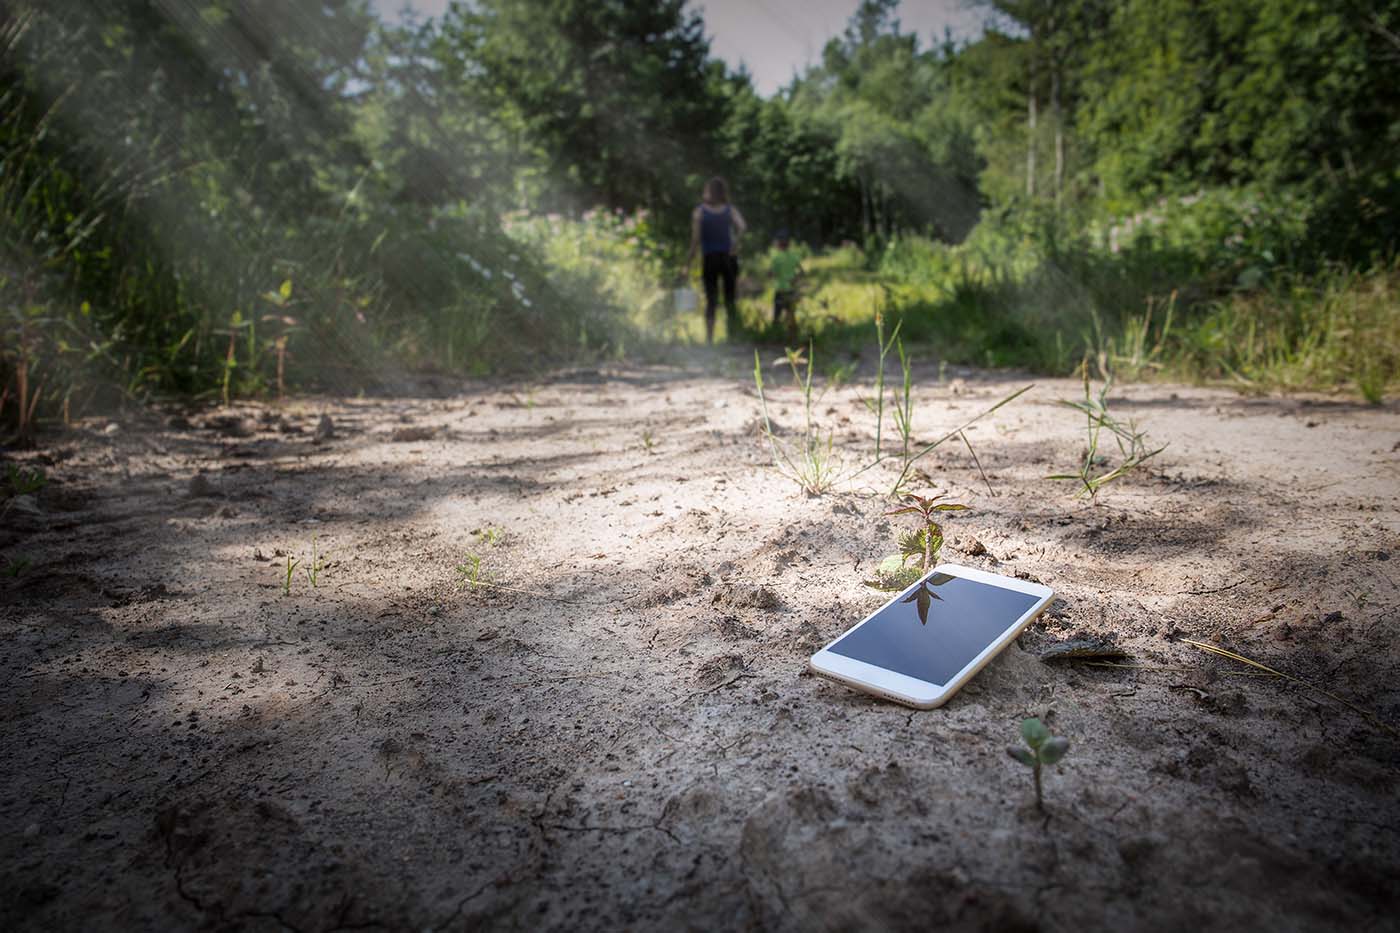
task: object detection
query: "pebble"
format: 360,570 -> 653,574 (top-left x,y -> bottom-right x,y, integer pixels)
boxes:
314,414 -> 335,443
961,537 -> 989,557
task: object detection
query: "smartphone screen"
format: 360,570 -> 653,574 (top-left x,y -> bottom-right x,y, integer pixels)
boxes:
828,571 -> 1042,686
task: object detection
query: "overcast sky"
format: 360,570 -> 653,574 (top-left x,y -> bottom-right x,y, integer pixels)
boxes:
369,0 -> 988,97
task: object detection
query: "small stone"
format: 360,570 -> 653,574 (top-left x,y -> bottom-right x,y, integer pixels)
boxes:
961,537 -> 989,557
314,414 -> 335,443
22,822 -> 39,838
390,425 -> 436,443
102,423 -> 120,436
206,414 -> 255,438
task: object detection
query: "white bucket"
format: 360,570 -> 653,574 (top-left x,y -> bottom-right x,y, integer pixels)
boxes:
672,287 -> 698,312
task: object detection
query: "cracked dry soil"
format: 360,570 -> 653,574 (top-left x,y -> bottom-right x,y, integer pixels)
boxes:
3,351 -> 1399,931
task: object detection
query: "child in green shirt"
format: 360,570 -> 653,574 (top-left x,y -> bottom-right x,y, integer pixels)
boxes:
770,231 -> 802,328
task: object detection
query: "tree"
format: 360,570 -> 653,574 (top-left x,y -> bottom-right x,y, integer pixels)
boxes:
444,0 -> 726,232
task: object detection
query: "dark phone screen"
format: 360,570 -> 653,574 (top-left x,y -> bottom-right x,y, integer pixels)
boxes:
828,572 -> 1042,686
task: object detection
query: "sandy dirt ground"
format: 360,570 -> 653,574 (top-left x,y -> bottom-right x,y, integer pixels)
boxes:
3,348 -> 1399,932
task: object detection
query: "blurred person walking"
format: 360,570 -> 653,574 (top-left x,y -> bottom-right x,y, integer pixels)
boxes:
684,176 -> 747,343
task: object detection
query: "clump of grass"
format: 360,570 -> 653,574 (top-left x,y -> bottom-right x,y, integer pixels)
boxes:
1170,263 -> 1400,400
865,492 -> 968,592
1007,717 -> 1070,811
753,343 -> 840,496
1048,363 -> 1164,502
455,552 -> 487,591
1088,291 -> 1175,382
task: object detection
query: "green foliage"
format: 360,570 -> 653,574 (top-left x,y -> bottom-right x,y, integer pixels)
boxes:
503,209 -> 671,342
444,0 -> 726,238
0,1 -> 641,429
2,0 -> 1396,421
1172,264 -> 1400,398
1008,717 -> 1070,811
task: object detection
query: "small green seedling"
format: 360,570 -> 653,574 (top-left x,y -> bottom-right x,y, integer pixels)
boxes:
1008,717 -> 1070,811
282,555 -> 301,595
473,526 -> 505,547
3,556 -> 32,578
456,552 -> 486,590
866,492 -> 968,593
303,534 -> 325,588
640,429 -> 656,454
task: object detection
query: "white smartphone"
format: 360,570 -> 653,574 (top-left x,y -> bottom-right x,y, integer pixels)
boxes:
809,563 -> 1053,709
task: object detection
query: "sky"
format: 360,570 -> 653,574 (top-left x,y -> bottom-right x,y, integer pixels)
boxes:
369,0 -> 988,97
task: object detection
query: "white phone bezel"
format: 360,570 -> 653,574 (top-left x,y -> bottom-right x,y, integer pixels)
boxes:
808,563 -> 1053,710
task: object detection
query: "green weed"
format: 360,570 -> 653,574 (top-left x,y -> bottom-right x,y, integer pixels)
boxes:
303,535 -> 325,588
1048,365 -> 1165,502
1007,717 -> 1070,812
455,552 -> 487,590
283,554 -> 301,596
753,344 -> 840,496
865,492 -> 969,593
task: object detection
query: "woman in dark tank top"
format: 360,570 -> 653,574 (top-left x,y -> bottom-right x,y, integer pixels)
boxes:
684,176 -> 747,343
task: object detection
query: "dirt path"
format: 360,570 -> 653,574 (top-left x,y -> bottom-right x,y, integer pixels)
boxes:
4,350 -> 1399,931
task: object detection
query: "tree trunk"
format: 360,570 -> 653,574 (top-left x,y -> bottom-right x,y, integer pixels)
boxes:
1026,51 -> 1038,199
860,177 -> 871,239
1052,66 -> 1063,206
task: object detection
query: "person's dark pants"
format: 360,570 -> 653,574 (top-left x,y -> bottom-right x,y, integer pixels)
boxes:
773,288 -> 796,325
702,252 -> 738,342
